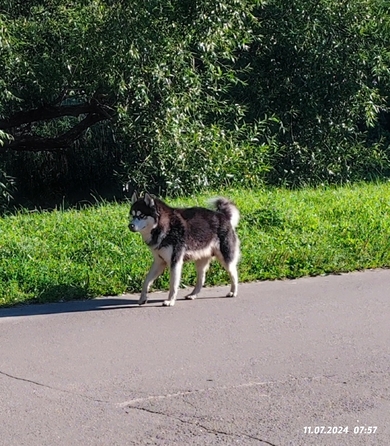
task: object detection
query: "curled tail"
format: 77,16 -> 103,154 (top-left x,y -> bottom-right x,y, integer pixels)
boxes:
208,197 -> 240,229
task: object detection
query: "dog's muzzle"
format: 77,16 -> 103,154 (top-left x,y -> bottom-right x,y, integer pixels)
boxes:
129,223 -> 136,232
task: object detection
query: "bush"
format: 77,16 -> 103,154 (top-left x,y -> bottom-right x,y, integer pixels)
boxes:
239,0 -> 390,185
1,0 -> 390,204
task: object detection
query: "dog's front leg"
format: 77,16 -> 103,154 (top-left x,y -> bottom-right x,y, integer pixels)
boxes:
163,256 -> 183,307
139,258 -> 166,305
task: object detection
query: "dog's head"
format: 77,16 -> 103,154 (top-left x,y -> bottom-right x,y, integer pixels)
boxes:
128,192 -> 158,234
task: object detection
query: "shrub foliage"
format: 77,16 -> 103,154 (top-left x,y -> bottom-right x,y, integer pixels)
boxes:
0,0 -> 390,203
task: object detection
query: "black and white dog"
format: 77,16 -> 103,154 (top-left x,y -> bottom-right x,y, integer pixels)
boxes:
129,193 -> 240,306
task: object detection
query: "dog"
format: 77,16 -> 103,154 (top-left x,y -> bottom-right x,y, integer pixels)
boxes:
128,192 -> 240,306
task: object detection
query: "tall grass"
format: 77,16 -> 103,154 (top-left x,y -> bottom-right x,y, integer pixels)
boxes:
1,182 -> 389,307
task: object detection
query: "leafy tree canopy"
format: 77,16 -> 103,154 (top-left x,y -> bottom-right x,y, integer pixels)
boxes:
0,0 -> 390,205
0,0 -> 252,152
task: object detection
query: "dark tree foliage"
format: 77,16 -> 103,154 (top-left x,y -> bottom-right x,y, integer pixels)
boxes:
0,0 -> 389,206
240,0 -> 390,185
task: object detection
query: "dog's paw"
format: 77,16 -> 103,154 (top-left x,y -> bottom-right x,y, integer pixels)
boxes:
138,296 -> 148,305
162,300 -> 175,307
185,293 -> 197,300
226,291 -> 237,298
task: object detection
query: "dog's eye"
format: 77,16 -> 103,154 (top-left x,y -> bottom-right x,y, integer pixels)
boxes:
132,213 -> 146,219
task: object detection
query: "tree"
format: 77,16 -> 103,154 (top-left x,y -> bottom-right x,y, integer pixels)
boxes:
1,0 -> 390,203
1,0 -> 266,199
237,0 -> 390,184
0,0 -> 252,149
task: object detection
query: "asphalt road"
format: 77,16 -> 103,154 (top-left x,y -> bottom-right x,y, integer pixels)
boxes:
1,269 -> 389,445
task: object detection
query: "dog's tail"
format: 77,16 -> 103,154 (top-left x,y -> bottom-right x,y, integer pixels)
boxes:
208,197 -> 240,229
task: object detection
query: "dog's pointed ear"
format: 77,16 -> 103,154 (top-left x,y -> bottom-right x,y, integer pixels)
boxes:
144,193 -> 155,207
131,191 -> 138,204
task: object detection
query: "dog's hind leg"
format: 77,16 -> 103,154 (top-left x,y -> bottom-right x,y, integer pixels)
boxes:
163,256 -> 184,307
218,237 -> 240,298
185,258 -> 210,300
139,258 -> 166,305
225,260 -> 239,297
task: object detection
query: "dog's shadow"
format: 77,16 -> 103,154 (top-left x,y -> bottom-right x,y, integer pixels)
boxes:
0,292 -> 226,318
0,281 -> 233,318
0,295 -> 231,318
0,297 -> 137,318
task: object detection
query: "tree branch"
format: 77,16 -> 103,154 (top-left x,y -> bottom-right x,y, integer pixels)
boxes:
0,97 -> 116,152
0,113 -> 109,153
0,102 -> 106,130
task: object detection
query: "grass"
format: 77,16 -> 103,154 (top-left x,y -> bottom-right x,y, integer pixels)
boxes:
1,182 -> 390,307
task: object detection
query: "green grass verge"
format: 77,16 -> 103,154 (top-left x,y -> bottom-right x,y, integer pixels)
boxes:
1,182 -> 390,307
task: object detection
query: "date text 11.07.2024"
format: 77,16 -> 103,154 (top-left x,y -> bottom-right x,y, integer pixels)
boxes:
304,426 -> 377,435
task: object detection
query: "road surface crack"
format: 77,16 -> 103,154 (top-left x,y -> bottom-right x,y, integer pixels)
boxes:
0,369 -> 109,404
126,405 -> 277,445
